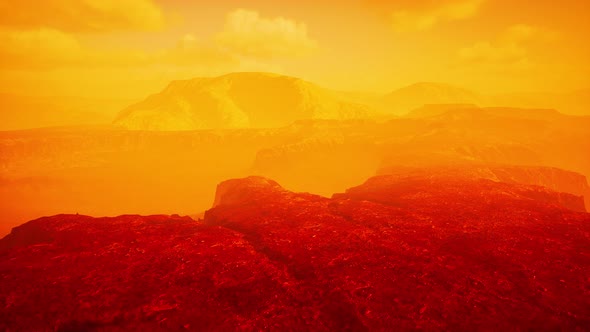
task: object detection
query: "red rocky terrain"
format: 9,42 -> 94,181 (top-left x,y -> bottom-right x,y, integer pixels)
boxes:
1,173 -> 590,331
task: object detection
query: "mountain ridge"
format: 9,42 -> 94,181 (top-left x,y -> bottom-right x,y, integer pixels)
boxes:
113,74 -> 590,131
113,72 -> 377,131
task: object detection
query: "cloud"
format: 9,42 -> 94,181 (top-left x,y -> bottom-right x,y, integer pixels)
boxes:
0,9 -> 318,71
389,0 -> 485,32
158,34 -> 240,68
0,0 -> 165,32
0,27 -> 159,70
500,24 -> 550,44
216,9 -> 317,58
458,41 -> 527,64
458,24 -> 553,67
0,29 -> 264,71
0,28 -> 83,69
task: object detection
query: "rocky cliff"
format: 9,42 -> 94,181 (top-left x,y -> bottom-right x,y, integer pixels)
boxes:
2,174 -> 589,330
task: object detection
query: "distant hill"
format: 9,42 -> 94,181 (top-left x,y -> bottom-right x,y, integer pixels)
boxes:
0,93 -> 130,130
404,104 -> 478,118
2,77 -> 588,131
381,82 -> 486,115
405,105 -> 562,121
382,83 -> 590,116
113,72 -> 377,130
491,89 -> 590,116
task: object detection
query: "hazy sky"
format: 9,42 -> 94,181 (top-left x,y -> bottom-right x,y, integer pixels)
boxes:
0,0 -> 589,98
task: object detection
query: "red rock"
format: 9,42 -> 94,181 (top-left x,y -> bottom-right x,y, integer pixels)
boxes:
1,174 -> 590,330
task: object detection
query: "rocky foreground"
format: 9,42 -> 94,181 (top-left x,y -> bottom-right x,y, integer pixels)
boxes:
1,173 -> 589,331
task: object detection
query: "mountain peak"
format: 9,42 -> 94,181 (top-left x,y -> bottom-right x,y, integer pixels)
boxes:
114,72 -> 375,131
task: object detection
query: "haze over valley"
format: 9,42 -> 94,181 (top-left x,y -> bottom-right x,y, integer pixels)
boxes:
2,73 -> 590,236
1,1 -> 589,330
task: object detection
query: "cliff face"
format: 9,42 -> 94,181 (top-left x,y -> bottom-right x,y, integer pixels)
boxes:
339,173 -> 586,213
483,166 -> 590,209
248,109 -> 590,200
2,107 -> 590,237
376,165 -> 590,212
113,72 -> 375,130
2,174 -> 589,331
212,176 -> 286,208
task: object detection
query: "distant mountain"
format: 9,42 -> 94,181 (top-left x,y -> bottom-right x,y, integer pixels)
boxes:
0,93 -> 130,130
381,83 -> 590,116
404,104 -> 478,118
405,105 -> 563,121
491,89 -> 590,116
113,72 -> 376,130
381,82 -> 486,115
2,78 -> 588,131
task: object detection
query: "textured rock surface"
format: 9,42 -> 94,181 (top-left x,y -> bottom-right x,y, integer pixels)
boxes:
2,174 -> 589,330
376,165 -> 590,212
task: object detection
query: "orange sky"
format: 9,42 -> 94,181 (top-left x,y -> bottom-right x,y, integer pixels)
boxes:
0,0 -> 589,99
